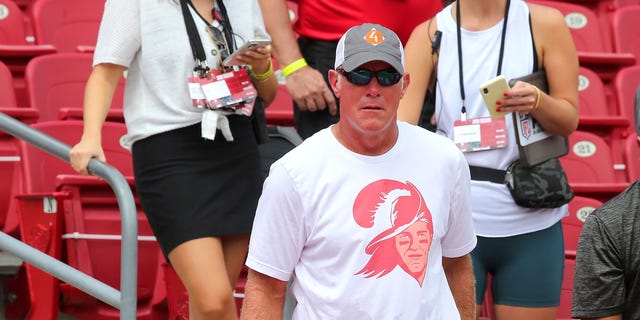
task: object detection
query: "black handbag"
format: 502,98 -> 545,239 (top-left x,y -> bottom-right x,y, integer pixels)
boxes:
504,158 -> 574,208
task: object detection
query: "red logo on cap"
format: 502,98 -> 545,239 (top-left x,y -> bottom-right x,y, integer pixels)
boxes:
364,28 -> 384,46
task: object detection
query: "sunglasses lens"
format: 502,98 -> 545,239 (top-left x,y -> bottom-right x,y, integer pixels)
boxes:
376,70 -> 402,86
347,69 -> 374,85
342,69 -> 401,86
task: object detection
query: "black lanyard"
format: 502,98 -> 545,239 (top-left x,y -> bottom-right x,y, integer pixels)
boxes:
456,0 -> 511,116
179,0 -> 235,75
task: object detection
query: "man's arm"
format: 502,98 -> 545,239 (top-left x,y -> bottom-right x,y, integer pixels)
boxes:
257,0 -> 336,114
240,269 -> 288,320
442,254 -> 475,320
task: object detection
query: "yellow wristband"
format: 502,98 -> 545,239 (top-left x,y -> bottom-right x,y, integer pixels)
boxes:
281,58 -> 308,77
250,59 -> 273,81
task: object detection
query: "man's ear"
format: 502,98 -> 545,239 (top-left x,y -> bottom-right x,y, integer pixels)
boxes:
328,69 -> 341,98
400,73 -> 411,98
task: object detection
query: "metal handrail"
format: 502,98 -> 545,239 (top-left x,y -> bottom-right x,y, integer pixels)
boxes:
0,112 -> 137,319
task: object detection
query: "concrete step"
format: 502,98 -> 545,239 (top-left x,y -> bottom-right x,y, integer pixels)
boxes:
0,251 -> 23,275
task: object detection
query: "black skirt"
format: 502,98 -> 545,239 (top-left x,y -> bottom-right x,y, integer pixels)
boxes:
131,117 -> 262,257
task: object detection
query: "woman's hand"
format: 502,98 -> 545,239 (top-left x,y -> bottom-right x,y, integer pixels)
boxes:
236,44 -> 273,75
497,81 -> 541,115
69,138 -> 106,176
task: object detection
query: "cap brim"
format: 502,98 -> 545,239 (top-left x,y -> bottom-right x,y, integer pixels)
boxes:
342,51 -> 404,73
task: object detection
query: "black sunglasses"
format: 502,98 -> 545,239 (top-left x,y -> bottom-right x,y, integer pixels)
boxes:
337,68 -> 402,86
206,25 -> 230,61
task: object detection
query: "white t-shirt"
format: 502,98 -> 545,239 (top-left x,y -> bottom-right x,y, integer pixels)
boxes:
93,0 -> 268,147
246,122 -> 477,320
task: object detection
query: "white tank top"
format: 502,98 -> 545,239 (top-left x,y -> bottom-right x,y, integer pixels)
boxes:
434,0 -> 567,237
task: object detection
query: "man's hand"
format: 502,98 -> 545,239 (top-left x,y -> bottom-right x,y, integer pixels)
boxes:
285,66 -> 337,115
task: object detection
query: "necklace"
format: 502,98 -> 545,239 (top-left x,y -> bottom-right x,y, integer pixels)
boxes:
455,0 -> 511,117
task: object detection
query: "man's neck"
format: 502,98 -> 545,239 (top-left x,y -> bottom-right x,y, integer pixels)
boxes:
331,123 -> 399,156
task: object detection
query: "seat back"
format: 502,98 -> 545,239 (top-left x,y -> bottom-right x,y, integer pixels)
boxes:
560,130 -> 617,183
578,66 -> 610,118
268,61 -> 295,127
0,60 -> 16,107
0,61 -> 20,232
18,121 -> 132,193
29,0 -> 105,52
558,258 -> 576,320
528,0 -> 612,53
615,65 -> 640,131
0,0 -> 29,44
564,196 -> 602,253
612,5 -> 640,61
24,53 -> 125,122
625,133 -> 640,181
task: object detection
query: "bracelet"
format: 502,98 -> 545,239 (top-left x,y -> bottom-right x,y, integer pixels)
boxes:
250,59 -> 273,81
281,58 -> 307,77
532,86 -> 542,112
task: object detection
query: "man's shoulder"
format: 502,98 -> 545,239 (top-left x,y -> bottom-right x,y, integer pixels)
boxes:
590,180 -> 640,222
399,121 -> 461,152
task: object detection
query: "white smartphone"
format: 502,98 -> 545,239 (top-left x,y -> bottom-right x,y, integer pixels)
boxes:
222,39 -> 272,67
479,75 -> 512,120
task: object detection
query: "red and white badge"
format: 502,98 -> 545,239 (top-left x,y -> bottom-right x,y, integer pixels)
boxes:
186,68 -> 257,113
201,68 -> 257,110
453,116 -> 508,152
187,76 -> 208,108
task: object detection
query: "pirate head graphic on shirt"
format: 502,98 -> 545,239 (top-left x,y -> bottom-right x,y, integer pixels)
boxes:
353,179 -> 434,286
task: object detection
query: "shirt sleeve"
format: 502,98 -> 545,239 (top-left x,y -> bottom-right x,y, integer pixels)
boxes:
571,214 -> 625,318
441,149 -> 477,258
245,163 -> 305,281
93,0 -> 141,67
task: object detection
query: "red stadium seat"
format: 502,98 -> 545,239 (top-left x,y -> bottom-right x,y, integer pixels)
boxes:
528,0 -> 635,81
624,133 -> 640,181
562,131 -> 617,183
614,65 -> 640,134
0,60 -> 38,234
612,0 -> 640,8
577,66 -> 628,130
0,0 -> 30,44
29,0 -> 105,52
267,61 -> 295,127
0,60 -> 39,122
612,5 -> 640,65
0,0 -> 57,108
560,130 -> 629,201
564,196 -> 602,253
10,121 -> 167,320
558,258 -> 577,320
24,53 -> 125,122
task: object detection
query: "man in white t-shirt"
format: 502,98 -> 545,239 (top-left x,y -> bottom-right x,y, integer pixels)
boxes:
241,23 -> 477,320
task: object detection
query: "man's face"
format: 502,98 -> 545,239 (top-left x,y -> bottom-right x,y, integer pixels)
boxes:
394,221 -> 431,274
329,61 -> 409,136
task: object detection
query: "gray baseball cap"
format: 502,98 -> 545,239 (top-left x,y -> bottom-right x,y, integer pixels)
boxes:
334,23 -> 405,73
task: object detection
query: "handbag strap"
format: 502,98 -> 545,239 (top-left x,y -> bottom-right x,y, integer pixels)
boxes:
469,165 -> 506,184
179,0 -> 210,75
